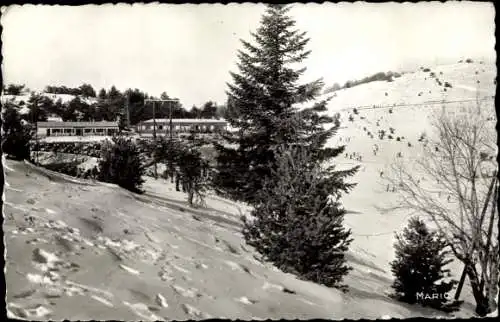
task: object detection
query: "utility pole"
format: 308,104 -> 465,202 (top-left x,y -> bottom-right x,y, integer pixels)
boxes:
144,98 -> 179,180
153,101 -> 157,178
34,99 -> 39,165
126,93 -> 130,129
168,99 -> 177,183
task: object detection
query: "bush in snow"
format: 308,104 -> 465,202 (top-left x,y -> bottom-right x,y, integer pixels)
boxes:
176,145 -> 210,207
153,136 -> 210,207
243,145 -> 355,291
390,217 -> 462,312
1,104 -> 32,161
98,136 -> 145,193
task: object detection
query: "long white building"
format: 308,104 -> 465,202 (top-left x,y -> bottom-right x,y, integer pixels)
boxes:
36,121 -> 119,141
136,118 -> 227,135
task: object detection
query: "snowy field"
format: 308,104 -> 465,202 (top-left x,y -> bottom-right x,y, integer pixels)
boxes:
30,151 -> 99,173
39,136 -> 113,143
3,160 -> 475,320
3,61 -> 495,319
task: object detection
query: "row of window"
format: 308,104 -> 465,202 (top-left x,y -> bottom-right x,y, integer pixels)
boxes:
138,125 -> 225,132
44,128 -> 117,136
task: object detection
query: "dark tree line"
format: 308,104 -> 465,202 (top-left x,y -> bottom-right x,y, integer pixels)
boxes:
6,84 -> 226,126
3,83 -> 27,96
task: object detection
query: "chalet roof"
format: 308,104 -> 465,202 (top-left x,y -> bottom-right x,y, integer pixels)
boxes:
141,118 -> 227,124
37,121 -> 118,128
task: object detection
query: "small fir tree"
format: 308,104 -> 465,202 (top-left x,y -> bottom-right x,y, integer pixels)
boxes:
153,136 -> 208,207
177,146 -> 208,207
390,217 -> 462,312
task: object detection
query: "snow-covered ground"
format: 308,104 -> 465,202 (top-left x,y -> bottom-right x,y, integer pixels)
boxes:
39,136 -> 113,143
30,152 -> 99,172
3,61 -> 495,319
3,160 -> 474,320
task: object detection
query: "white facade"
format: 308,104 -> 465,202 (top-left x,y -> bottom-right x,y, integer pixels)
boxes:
36,121 -> 119,141
137,118 -> 227,134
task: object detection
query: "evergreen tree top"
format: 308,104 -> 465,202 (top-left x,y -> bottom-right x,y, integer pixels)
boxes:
214,3 -> 359,204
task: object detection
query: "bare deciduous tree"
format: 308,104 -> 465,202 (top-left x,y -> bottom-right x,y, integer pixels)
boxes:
382,98 -> 498,316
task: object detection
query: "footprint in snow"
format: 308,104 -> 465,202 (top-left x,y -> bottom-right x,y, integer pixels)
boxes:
8,303 -> 52,319
298,298 -> 319,306
91,294 -> 114,307
43,287 -> 64,299
182,303 -> 212,319
12,288 -> 37,299
32,248 -> 64,272
262,281 -> 296,294
224,260 -> 252,275
128,288 -> 153,303
221,240 -> 241,255
158,271 -> 174,282
236,296 -> 257,305
171,284 -> 199,298
123,301 -> 162,321
119,264 -> 140,275
155,293 -> 168,308
194,262 -> 209,270
171,264 -> 190,274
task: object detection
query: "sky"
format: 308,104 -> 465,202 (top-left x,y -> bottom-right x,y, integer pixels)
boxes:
1,2 -> 496,109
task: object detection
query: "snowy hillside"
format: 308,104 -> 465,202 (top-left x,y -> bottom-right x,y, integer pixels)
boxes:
3,61 -> 495,319
4,159 -> 475,320
320,61 -> 496,309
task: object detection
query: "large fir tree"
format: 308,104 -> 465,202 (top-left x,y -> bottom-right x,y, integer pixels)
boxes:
213,4 -> 358,204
